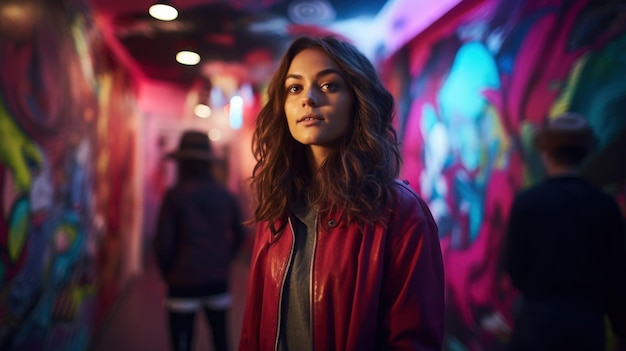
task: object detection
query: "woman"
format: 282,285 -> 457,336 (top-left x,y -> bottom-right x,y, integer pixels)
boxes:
239,36 -> 445,350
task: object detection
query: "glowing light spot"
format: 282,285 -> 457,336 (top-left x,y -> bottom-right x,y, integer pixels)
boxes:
148,4 -> 178,21
229,95 -> 243,130
288,0 -> 335,24
208,129 -> 222,141
194,104 -> 212,118
176,50 -> 201,65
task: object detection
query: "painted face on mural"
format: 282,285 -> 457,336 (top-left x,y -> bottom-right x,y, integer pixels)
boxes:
284,48 -> 354,158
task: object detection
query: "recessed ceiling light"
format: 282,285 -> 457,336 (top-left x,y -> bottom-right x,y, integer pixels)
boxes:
288,0 -> 335,24
176,50 -> 201,65
194,104 -> 212,118
148,3 -> 178,21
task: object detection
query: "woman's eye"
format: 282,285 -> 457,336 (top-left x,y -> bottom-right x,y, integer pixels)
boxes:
321,82 -> 337,91
287,85 -> 301,94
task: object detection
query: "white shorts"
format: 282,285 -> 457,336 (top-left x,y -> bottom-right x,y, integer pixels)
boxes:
165,293 -> 232,312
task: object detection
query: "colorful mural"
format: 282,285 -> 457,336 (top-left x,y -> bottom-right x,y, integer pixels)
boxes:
384,0 -> 626,350
0,1 -> 140,350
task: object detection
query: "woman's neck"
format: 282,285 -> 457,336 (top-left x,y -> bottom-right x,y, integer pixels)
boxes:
306,146 -> 333,173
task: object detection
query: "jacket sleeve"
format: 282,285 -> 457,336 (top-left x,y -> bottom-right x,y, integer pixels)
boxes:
239,222 -> 269,350
504,195 -> 531,291
231,197 -> 246,258
607,203 -> 626,337
154,190 -> 177,277
381,187 -> 445,350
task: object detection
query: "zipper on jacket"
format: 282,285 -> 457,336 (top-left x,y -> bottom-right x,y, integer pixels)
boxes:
309,214 -> 318,350
274,217 -> 297,351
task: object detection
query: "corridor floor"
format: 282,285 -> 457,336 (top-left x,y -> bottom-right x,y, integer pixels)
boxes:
88,255 -> 250,351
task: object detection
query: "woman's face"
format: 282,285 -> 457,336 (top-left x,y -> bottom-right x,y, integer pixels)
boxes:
284,48 -> 353,155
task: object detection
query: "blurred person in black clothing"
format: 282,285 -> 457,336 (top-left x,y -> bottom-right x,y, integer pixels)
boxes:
505,113 -> 626,351
155,130 -> 245,351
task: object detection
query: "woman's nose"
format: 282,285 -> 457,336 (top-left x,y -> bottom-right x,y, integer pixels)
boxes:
302,88 -> 318,107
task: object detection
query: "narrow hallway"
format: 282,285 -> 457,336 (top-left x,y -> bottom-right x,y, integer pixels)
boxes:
89,254 -> 250,351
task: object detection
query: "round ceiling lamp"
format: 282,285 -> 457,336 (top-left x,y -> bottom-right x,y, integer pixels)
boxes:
194,104 -> 212,118
288,0 -> 335,24
149,3 -> 178,21
176,50 -> 201,65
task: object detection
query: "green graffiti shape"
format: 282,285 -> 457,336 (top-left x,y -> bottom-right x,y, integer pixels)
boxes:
0,97 -> 43,191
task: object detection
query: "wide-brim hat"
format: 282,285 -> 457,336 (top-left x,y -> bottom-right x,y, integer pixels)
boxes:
165,130 -> 220,161
533,112 -> 595,151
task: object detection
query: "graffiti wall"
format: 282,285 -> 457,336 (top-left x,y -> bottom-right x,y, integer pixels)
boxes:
383,0 -> 626,350
0,1 -> 140,350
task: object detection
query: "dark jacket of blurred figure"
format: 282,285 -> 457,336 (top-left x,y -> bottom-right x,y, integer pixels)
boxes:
505,113 -> 626,351
155,130 -> 245,351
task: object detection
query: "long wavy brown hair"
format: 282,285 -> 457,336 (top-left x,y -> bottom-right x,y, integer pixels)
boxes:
249,36 -> 401,227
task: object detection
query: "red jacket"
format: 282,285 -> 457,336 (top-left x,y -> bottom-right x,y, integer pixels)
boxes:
240,181 -> 445,350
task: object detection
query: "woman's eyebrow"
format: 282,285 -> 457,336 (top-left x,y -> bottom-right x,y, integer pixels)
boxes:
285,68 -> 342,81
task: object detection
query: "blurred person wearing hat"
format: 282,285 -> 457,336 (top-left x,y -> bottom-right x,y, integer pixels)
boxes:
504,113 -> 626,350
154,130 -> 245,351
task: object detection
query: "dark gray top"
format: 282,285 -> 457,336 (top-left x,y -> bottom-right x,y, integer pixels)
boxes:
278,206 -> 316,351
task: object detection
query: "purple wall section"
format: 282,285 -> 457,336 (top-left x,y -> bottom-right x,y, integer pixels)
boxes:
0,1 -> 140,350
383,0 -> 626,350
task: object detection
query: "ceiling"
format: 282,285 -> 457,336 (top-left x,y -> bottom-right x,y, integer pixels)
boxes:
89,0 -> 391,89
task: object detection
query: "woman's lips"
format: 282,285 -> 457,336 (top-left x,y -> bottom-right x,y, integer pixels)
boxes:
297,114 -> 322,123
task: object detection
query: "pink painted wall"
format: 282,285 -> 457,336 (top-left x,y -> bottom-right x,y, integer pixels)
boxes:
382,0 -> 626,349
0,1 -> 142,349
